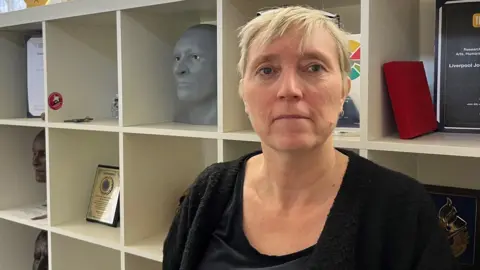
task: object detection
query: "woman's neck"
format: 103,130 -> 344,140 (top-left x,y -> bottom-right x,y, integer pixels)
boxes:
250,137 -> 346,211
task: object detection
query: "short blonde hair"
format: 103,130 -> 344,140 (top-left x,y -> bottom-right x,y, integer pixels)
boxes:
237,6 -> 351,81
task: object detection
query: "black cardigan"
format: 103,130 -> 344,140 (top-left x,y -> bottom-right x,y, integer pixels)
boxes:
163,149 -> 459,270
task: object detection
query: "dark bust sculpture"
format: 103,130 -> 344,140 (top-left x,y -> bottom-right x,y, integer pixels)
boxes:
173,24 -> 217,125
33,230 -> 48,270
32,129 -> 46,183
32,130 -> 48,269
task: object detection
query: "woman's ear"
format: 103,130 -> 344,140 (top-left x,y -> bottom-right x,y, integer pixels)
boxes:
342,76 -> 352,102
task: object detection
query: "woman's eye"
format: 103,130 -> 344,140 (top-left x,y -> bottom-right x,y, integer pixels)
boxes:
259,67 -> 274,75
307,64 -> 322,72
192,55 -> 200,60
175,56 -> 180,61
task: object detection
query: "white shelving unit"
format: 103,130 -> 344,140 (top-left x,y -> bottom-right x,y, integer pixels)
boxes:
0,0 -> 477,269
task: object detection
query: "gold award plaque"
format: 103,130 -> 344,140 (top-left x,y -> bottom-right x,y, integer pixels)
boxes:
24,0 -> 48,8
86,165 -> 120,227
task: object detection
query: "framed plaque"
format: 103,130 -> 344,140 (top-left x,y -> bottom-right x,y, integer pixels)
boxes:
425,184 -> 480,269
25,0 -> 48,8
435,0 -> 480,132
86,165 -> 120,227
26,35 -> 45,118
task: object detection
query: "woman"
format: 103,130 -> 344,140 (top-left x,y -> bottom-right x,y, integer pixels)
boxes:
163,6 -> 458,270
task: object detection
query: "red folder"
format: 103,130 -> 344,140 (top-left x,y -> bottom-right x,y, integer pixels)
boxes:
383,61 -> 438,139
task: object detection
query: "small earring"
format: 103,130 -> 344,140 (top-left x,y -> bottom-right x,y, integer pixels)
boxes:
339,110 -> 345,117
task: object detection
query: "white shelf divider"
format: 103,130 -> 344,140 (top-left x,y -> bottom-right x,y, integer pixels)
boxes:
0,203 -> 48,230
367,132 -> 480,158
123,122 -> 220,139
0,118 -> 46,127
47,119 -> 120,132
50,220 -> 121,250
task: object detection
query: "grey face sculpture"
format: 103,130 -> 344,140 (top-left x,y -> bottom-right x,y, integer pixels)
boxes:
173,24 -> 217,125
32,230 -> 48,270
32,129 -> 46,183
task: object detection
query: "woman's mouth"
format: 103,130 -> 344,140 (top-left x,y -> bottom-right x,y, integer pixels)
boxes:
274,114 -> 310,121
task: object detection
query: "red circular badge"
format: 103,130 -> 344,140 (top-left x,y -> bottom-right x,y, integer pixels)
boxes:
48,92 -> 63,110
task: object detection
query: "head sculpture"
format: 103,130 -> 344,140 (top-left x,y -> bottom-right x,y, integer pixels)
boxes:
32,230 -> 48,270
32,129 -> 46,183
237,6 -> 352,151
173,24 -> 217,125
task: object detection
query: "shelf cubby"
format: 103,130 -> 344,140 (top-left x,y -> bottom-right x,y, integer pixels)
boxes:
0,23 -> 43,123
0,220 -> 45,270
125,253 -> 162,270
50,233 -> 121,270
44,12 -> 118,126
222,140 -> 261,162
363,0 -> 456,154
119,0 -> 218,133
122,133 -> 217,261
366,150 -> 480,190
48,128 -> 120,249
0,126 -> 47,229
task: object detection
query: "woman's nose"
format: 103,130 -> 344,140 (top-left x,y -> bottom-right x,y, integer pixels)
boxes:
276,70 -> 304,100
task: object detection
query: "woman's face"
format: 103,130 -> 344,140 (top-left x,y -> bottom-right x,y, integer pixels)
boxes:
241,26 -> 349,151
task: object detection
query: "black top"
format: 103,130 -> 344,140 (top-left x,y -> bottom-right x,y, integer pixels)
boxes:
163,149 -> 460,270
197,156 -> 313,269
